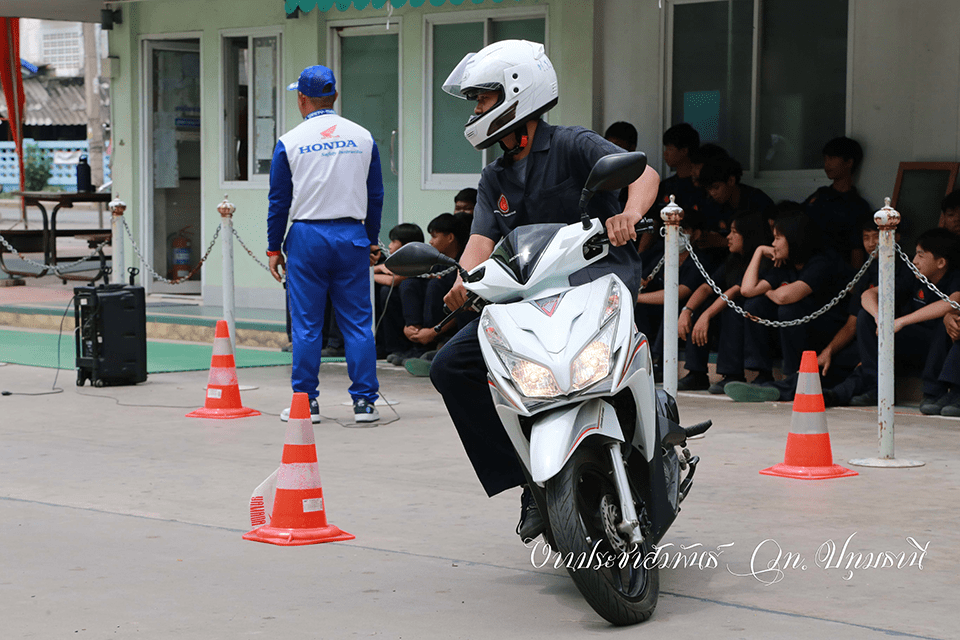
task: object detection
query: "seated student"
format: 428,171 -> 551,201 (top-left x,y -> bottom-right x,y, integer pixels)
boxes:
394,213 -> 468,365
678,210 -> 773,393
375,223 -> 425,360
635,209 -> 712,379
454,188 -> 477,216
636,124 -> 705,275
938,189 -> 960,235
604,121 -> 639,212
604,121 -> 638,152
698,155 -> 775,236
802,137 -> 873,267
824,228 -> 960,408
725,211 -> 853,403
932,291 -> 960,415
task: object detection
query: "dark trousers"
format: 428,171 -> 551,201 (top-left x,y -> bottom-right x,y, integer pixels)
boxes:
937,336 -> 960,389
716,306 -> 744,376
682,306 -> 713,374
777,298 -> 846,376
921,323 -> 953,397
742,296 -> 777,372
375,283 -> 407,356
430,318 -> 525,497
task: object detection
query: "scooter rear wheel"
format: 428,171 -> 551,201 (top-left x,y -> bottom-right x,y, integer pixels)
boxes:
545,446 -> 659,626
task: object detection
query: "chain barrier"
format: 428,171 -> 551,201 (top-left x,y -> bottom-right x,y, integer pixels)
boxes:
638,254 -> 665,292
0,231 -> 110,278
895,243 -> 960,313
682,235 -> 877,328
122,218 -> 221,285
230,225 -> 272,273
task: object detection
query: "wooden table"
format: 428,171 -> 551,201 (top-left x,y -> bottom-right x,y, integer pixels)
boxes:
1,192 -> 112,281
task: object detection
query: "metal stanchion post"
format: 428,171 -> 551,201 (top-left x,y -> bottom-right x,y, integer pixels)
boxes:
661,195 -> 684,397
109,195 -> 126,285
850,197 -> 923,468
219,195 -> 237,353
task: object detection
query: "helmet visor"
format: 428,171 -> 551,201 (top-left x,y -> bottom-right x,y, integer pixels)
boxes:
442,53 -> 475,99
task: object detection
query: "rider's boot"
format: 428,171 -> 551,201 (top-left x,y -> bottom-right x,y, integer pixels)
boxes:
517,485 -> 546,542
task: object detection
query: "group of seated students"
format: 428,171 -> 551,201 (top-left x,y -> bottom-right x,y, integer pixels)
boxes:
370,189 -> 476,376
629,121 -> 960,414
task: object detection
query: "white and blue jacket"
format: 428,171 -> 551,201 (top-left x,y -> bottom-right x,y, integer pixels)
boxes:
267,109 -> 384,252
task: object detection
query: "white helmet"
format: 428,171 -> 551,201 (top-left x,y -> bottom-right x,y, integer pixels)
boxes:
442,40 -> 559,150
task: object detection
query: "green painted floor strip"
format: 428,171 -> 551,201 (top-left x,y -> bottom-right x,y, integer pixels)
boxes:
0,328 -> 293,372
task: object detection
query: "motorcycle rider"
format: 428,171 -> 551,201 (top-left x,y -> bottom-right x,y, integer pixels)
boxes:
430,40 -> 660,541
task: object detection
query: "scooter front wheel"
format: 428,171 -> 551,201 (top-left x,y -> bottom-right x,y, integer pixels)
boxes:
545,446 -> 659,626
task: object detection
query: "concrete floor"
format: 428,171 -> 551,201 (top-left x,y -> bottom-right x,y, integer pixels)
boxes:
0,360 -> 956,639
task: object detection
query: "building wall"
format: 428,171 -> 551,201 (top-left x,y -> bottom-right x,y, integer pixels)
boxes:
107,0 -> 594,309
596,0 -> 960,218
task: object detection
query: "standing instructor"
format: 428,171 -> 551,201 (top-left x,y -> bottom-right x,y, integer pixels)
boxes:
267,65 -> 384,424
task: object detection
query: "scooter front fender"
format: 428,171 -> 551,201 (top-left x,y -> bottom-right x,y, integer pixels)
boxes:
530,398 -> 625,485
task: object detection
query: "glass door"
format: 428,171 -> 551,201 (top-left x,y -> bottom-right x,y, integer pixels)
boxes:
332,24 -> 400,237
143,39 -> 202,295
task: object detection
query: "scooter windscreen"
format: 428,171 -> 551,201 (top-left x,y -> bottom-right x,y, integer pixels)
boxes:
490,223 -> 566,284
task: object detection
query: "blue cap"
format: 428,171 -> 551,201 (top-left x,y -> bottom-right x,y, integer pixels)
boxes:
287,65 -> 337,98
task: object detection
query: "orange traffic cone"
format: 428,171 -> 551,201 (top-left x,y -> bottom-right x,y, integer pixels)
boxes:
243,392 -> 354,546
760,351 -> 858,480
186,320 -> 260,419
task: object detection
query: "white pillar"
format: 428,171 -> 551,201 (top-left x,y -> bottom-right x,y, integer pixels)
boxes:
109,195 -> 126,285
219,195 -> 237,353
660,195 -> 684,397
850,197 -> 923,469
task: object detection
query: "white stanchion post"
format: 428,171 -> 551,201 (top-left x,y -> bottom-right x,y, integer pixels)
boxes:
850,197 -> 923,469
661,195 -> 684,397
109,195 -> 126,285
218,195 -> 237,354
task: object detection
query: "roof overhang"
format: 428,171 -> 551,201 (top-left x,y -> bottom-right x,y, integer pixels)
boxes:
0,0 -> 106,23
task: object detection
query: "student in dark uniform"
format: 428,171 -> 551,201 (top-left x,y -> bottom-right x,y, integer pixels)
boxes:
430,40 -> 660,542
738,212 -> 851,374
875,228 -> 960,412
802,137 -> 872,267
679,211 -> 773,393
634,209 -> 712,385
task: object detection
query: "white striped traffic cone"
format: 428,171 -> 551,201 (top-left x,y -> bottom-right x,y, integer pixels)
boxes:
186,320 -> 260,419
243,392 -> 354,546
760,351 -> 858,480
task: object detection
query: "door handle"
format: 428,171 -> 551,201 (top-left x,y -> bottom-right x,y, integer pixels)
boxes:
389,129 -> 398,176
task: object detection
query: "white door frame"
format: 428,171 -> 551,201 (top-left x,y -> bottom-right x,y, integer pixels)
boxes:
139,34 -> 203,297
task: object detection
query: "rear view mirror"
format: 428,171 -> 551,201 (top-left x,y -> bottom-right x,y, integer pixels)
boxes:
384,242 -> 458,277
578,152 -> 648,227
584,152 -> 648,193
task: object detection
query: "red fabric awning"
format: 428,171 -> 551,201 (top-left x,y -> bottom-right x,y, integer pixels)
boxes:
0,18 -> 26,220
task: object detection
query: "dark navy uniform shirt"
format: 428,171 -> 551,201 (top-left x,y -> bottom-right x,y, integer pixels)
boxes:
803,186 -> 872,262
473,120 -> 644,296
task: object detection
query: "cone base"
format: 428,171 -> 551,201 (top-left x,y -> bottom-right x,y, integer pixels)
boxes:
242,523 -> 355,546
186,406 -> 261,419
760,463 -> 858,480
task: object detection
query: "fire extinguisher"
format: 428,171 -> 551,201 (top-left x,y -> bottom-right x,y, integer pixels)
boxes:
168,226 -> 193,280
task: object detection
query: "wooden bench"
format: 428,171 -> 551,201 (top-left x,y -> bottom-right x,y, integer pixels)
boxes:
0,227 -> 111,280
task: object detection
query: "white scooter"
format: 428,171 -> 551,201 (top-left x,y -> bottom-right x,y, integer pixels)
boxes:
386,152 -> 711,626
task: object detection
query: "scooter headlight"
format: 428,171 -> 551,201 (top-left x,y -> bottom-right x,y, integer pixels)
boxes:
601,279 -> 621,325
500,352 -> 561,398
571,321 -> 616,391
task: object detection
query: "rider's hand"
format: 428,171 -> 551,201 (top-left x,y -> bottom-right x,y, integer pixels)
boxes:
605,211 -> 642,247
269,253 -> 285,283
444,274 -> 468,311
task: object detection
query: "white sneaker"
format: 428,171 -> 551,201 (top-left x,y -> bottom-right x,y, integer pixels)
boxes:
280,398 -> 321,423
